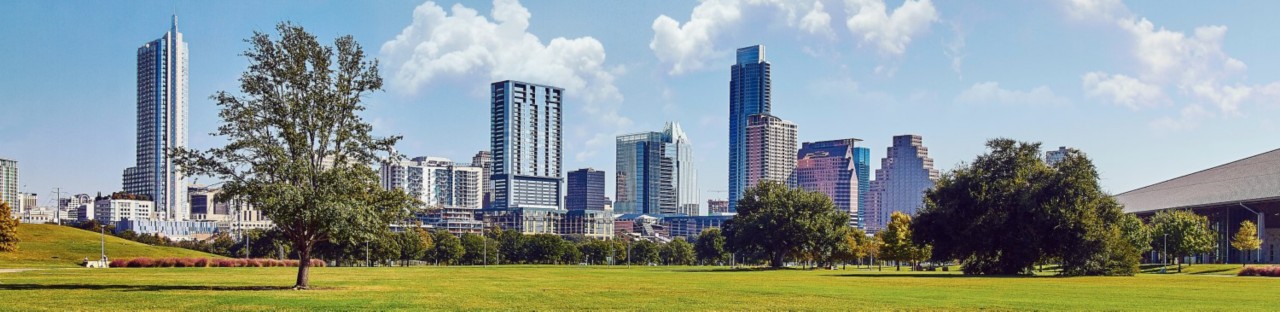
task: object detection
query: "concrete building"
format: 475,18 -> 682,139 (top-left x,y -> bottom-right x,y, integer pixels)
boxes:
615,123 -> 699,215
728,45 -> 772,212
472,151 -> 494,209
18,193 -> 37,214
1116,148 -> 1280,264
420,207 -> 484,235
1046,146 -> 1070,166
744,114 -> 798,190
561,209 -> 615,239
707,199 -> 730,215
866,135 -> 939,234
123,16 -> 189,221
0,158 -> 16,214
663,215 -> 733,241
116,219 -> 218,241
566,168 -> 609,211
381,156 -> 484,209
481,208 -> 563,235
796,139 -> 863,227
490,80 -> 564,213
94,195 -> 155,223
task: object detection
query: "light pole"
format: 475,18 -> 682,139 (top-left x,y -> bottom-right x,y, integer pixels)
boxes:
1161,233 -> 1168,273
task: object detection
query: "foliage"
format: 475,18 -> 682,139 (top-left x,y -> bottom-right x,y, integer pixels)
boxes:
661,238 -> 695,265
430,230 -> 464,265
0,224 -> 223,268
524,234 -> 565,264
0,201 -> 19,252
1149,209 -> 1217,272
914,139 -> 1138,276
1231,220 -> 1262,266
559,239 -> 583,264
1117,214 -> 1152,254
878,212 -> 928,270
1238,266 -> 1280,277
497,228 -> 525,264
724,181 -> 851,268
111,257 -> 324,268
694,228 -> 727,264
631,240 -> 660,265
396,229 -> 428,266
169,22 -> 414,288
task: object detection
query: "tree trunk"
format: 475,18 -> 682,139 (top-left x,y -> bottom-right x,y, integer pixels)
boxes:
295,243 -> 313,289
771,252 -> 785,268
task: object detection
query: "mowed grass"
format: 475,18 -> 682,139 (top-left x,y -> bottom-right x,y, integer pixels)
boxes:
0,224 -> 222,268
1,265 -> 1278,311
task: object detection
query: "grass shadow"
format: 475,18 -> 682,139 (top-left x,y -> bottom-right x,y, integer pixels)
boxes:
0,284 -> 324,291
828,273 -> 1053,278
1190,268 -> 1238,275
669,267 -> 810,273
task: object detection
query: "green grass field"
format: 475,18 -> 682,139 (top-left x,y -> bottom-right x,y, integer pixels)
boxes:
1,264 -> 1277,311
0,224 -> 221,268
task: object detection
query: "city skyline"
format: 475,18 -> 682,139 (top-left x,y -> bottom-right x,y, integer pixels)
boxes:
4,0 -> 1280,207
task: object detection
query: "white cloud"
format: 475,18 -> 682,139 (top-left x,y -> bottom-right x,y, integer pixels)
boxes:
1062,0 -> 1128,21
1081,72 -> 1166,110
649,0 -> 836,75
844,0 -> 939,56
1150,104 -> 1211,132
942,22 -> 965,78
956,82 -> 1070,106
380,0 -> 630,162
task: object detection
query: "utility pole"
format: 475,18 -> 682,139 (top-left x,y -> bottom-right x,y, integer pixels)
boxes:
52,187 -> 62,225
100,227 -> 106,261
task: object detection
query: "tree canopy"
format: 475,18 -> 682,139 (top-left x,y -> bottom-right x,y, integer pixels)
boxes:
1149,209 -> 1217,272
0,201 -> 18,252
171,22 -> 415,288
1231,220 -> 1262,266
724,181 -> 851,268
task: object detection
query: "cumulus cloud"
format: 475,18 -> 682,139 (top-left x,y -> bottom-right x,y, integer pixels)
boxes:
380,0 -> 630,161
956,82 -> 1070,106
650,0 -> 838,75
844,0 -> 939,56
1081,72 -> 1166,110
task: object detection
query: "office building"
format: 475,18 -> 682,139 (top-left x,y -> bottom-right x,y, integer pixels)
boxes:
566,168 -> 609,211
490,80 -> 564,212
19,193 -> 37,213
728,45 -> 771,212
419,207 -> 484,235
795,139 -> 862,226
853,147 -> 871,228
123,16 -> 189,221
381,156 -> 484,209
560,209 -> 615,239
616,122 -> 699,215
1046,146 -> 1071,166
0,158 -> 16,213
866,135 -> 940,234
94,195 -> 155,223
744,114 -> 798,190
707,199 -> 730,215
472,151 -> 494,209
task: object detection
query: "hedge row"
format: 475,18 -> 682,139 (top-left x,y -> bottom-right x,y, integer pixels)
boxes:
1238,266 -> 1280,277
107,257 -> 326,268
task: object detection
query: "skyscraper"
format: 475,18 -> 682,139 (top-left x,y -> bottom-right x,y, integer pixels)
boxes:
472,151 -> 494,209
566,168 -> 608,211
123,16 -> 188,221
744,114 -> 797,190
728,45 -> 771,212
616,122 -> 699,215
1046,146 -> 1070,166
866,135 -> 939,233
380,157 -> 484,209
795,139 -> 861,226
853,146 -> 871,228
490,80 -> 563,210
0,158 -> 17,214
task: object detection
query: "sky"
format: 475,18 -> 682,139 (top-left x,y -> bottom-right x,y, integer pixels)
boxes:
2,0 -> 1279,207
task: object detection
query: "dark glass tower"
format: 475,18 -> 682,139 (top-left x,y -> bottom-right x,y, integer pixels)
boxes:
853,147 -> 871,228
728,45 -> 770,212
566,168 -> 608,211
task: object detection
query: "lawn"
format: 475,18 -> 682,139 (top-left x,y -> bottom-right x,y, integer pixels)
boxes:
1,265 -> 1276,311
0,224 -> 222,268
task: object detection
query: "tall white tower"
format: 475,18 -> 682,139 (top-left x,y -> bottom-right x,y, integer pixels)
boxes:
123,15 -> 188,221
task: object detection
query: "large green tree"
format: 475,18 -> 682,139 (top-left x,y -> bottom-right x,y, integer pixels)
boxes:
878,212 -> 927,271
662,238 -> 696,265
1231,220 -> 1262,267
724,181 -> 851,268
430,230 -> 465,265
694,228 -> 727,265
1150,210 -> 1216,272
914,139 -> 1138,276
0,202 -> 18,252
171,23 -> 414,288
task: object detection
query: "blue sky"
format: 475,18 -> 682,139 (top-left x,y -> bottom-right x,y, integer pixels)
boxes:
3,0 -> 1279,206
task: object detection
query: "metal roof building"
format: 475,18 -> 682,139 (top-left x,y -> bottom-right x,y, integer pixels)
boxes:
1115,148 -> 1280,264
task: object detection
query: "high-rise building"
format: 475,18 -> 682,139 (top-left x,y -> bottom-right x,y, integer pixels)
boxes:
728,45 -> 771,212
744,114 -> 797,191
616,122 -> 699,215
380,157 -> 484,209
796,139 -> 862,227
0,158 -> 16,213
490,80 -> 563,210
472,151 -> 494,209
123,16 -> 189,221
1046,146 -> 1070,166
853,147 -> 871,228
706,199 -> 730,215
866,135 -> 940,234
19,193 -> 37,213
566,168 -> 609,211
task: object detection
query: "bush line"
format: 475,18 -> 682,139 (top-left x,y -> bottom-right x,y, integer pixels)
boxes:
107,257 -> 326,268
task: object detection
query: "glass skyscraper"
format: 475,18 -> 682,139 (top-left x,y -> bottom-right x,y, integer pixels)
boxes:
866,135 -> 939,234
566,168 -> 608,211
490,80 -> 563,210
123,16 -> 188,221
616,122 -> 699,215
853,146 -> 871,228
795,139 -> 862,227
728,45 -> 771,212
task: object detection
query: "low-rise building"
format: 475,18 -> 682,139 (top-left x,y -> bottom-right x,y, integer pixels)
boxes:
116,219 -> 219,241
420,207 -> 484,235
94,195 -> 155,223
662,215 -> 732,240
560,209 -> 615,239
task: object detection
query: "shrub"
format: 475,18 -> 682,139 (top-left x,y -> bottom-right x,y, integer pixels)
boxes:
1239,266 -> 1280,277
127,258 -> 153,268
156,258 -> 176,267
194,258 -> 209,267
176,258 -> 197,267
109,259 -> 129,268
311,259 -> 326,267
234,259 -> 249,267
214,259 -> 235,267
247,259 -> 263,267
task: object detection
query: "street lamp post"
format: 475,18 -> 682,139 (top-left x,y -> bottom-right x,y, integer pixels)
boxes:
1161,233 -> 1168,273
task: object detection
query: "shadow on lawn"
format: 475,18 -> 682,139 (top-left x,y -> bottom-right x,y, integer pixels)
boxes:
829,273 -> 1056,278
0,284 -> 311,291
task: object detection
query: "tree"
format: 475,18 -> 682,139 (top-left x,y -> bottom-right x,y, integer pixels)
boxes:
0,202 -> 18,252
1117,214 -> 1152,255
560,240 -> 584,265
460,233 -> 496,265
863,234 -> 882,270
879,212 -> 927,270
694,228 -> 727,265
834,228 -> 869,269
724,181 -> 850,268
1149,210 -> 1216,272
1231,220 -> 1262,267
170,22 -> 414,288
914,140 -> 1138,276
632,240 -> 660,265
497,229 -> 526,264
430,230 -> 464,265
525,234 -> 565,264
663,238 -> 695,265
397,229 -> 428,266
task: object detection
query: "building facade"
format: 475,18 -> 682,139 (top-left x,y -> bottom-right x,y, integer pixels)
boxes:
472,151 -> 494,209
566,168 -> 609,211
728,45 -> 771,212
0,158 -> 16,214
381,156 -> 484,209
490,80 -> 563,211
18,193 -> 37,213
123,16 -> 189,221
865,135 -> 940,233
616,122 -> 699,215
744,114 -> 798,190
1046,146 -> 1070,166
94,197 -> 155,223
795,139 -> 862,227
853,147 -> 871,228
